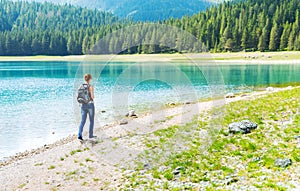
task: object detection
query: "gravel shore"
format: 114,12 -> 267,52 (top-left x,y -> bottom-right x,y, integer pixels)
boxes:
0,87 -> 294,190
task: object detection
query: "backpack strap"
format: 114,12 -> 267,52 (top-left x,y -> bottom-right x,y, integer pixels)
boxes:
84,83 -> 93,102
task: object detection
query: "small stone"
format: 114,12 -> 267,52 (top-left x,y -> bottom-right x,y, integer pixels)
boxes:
119,118 -> 128,125
172,166 -> 184,175
175,166 -> 184,171
266,87 -> 274,91
52,132 -> 55,134
172,169 -> 180,175
144,163 -> 151,170
252,157 -> 261,162
44,145 -> 50,149
274,158 -> 292,168
225,93 -> 235,98
226,177 -> 238,185
185,101 -> 192,105
168,102 -> 176,106
125,110 -> 137,117
101,110 -> 106,113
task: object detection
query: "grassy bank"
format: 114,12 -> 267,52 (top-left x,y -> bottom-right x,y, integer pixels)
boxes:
121,87 -> 300,190
1,51 -> 300,62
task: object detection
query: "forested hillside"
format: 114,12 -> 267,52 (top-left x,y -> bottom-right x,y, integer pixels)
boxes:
0,0 -> 121,56
0,0 -> 300,56
91,0 -> 300,54
170,0 -> 300,52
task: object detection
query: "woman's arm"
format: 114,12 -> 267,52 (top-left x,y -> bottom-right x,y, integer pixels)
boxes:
89,86 -> 95,100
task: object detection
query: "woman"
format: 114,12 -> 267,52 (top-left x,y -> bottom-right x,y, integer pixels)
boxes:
78,74 -> 96,141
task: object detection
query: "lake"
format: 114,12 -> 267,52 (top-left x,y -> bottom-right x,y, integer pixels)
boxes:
0,61 -> 300,160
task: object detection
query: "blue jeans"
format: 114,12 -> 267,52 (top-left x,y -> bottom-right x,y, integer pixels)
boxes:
78,103 -> 95,138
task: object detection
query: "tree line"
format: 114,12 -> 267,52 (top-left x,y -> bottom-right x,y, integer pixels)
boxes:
0,0 -> 300,56
169,0 -> 300,52
0,0 -> 122,56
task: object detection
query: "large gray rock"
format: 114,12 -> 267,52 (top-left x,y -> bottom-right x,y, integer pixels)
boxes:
229,120 -> 257,134
274,158 -> 292,168
229,122 -> 249,134
241,120 -> 258,130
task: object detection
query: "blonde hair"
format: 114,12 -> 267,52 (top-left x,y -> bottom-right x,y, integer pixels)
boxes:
84,74 -> 92,82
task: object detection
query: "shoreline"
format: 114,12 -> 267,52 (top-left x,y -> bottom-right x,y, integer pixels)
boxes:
0,85 -> 295,166
0,51 -> 300,63
0,85 -> 298,190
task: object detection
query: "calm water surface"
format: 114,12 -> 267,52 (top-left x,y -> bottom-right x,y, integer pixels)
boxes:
0,61 -> 299,160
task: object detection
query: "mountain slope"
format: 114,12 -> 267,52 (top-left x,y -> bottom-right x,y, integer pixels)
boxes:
0,0 -> 120,56
20,0 -> 218,21
0,1 -> 118,32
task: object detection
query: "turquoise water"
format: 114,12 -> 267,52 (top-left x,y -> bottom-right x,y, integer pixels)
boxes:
0,61 -> 300,160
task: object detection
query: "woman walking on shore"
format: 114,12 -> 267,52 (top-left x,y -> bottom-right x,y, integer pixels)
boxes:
77,74 -> 96,141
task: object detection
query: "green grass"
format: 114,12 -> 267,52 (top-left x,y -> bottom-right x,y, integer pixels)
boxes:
70,149 -> 83,155
124,87 -> 300,190
18,183 -> 26,189
48,165 -> 56,170
66,170 -> 77,176
85,158 -> 94,163
64,170 -> 78,180
82,181 -> 88,186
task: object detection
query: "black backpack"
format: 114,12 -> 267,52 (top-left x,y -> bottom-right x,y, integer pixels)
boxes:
77,84 -> 91,104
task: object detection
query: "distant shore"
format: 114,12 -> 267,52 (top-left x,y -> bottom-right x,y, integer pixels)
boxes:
1,51 -> 300,63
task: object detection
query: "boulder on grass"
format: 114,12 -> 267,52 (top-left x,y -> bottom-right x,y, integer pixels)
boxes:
229,120 -> 257,134
274,158 -> 292,168
241,120 -> 258,130
229,122 -> 250,134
